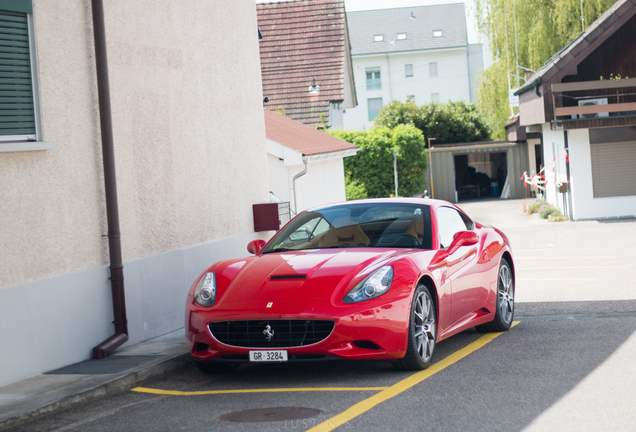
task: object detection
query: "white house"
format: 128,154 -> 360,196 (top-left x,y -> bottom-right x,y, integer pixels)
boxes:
514,0 -> 636,220
264,110 -> 358,214
0,0 -> 270,388
343,4 -> 483,130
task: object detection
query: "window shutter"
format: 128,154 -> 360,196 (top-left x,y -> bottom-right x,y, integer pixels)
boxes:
0,1 -> 32,14
0,9 -> 35,137
591,141 -> 636,198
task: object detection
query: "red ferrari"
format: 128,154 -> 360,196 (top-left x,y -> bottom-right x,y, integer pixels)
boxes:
185,198 -> 515,372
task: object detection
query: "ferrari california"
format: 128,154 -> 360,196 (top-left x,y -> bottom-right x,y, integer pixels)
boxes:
185,198 -> 515,373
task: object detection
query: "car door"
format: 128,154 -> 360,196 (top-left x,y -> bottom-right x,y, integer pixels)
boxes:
436,206 -> 484,327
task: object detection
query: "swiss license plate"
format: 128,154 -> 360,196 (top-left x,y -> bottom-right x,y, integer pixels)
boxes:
249,350 -> 288,362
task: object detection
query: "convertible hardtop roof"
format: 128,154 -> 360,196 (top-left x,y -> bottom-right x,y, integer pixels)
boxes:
306,198 -> 455,213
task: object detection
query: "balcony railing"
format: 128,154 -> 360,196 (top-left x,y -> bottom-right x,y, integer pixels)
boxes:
551,77 -> 636,120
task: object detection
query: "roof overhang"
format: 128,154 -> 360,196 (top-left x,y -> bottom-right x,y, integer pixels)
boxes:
304,148 -> 359,163
431,142 -> 516,153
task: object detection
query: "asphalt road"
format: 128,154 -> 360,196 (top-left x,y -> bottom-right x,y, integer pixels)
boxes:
11,199 -> 636,432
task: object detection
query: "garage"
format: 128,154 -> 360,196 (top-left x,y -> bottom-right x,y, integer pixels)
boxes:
428,141 -> 529,203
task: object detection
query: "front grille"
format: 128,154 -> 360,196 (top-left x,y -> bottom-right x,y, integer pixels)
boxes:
209,319 -> 335,348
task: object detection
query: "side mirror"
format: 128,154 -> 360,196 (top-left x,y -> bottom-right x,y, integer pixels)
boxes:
247,239 -> 267,255
448,231 -> 479,255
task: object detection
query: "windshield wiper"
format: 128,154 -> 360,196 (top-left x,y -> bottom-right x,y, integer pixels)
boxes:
261,248 -> 294,254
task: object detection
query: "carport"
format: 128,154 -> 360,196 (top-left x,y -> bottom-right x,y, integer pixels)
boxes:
428,141 -> 529,203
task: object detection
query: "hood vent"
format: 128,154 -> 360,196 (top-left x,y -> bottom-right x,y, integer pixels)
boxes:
270,275 -> 307,280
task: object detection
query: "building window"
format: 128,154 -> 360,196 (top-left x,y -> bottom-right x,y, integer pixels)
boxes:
368,98 -> 383,121
366,69 -> 381,90
433,30 -> 443,38
397,33 -> 407,40
407,95 -> 415,102
374,34 -> 384,42
405,64 -> 413,77
431,93 -> 439,102
0,1 -> 40,144
429,62 -> 438,77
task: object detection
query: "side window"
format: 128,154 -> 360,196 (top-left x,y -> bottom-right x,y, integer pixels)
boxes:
437,207 -> 472,249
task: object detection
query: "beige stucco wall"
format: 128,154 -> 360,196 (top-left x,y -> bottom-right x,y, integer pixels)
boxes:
0,0 -> 268,289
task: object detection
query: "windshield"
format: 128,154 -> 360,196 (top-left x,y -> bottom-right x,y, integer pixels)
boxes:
261,203 -> 432,253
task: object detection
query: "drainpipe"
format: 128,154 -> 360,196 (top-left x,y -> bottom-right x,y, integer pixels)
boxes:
292,160 -> 309,215
91,0 -> 128,360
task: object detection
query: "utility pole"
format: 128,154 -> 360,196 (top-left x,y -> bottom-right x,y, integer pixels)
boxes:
428,137 -> 436,198
393,151 -> 398,197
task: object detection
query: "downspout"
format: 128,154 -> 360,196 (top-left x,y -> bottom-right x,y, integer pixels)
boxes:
91,0 -> 128,359
292,160 -> 309,215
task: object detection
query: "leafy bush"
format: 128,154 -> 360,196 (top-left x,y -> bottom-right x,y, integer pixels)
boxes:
526,202 -> 542,215
538,203 -> 560,219
373,100 -> 491,144
329,124 -> 427,198
345,175 -> 367,200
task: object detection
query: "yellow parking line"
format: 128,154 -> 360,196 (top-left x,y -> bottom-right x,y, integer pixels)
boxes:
518,267 -> 626,270
517,248 -> 598,251
515,256 -> 617,259
306,321 -> 520,432
131,386 -> 389,396
519,278 -> 597,281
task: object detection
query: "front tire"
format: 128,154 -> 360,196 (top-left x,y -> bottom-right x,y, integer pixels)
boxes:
477,258 -> 514,332
393,284 -> 437,371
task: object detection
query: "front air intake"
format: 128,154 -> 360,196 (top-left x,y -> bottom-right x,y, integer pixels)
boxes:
209,319 -> 334,348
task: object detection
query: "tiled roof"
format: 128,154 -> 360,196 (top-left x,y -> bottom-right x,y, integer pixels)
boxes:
347,3 -> 467,56
264,109 -> 357,156
257,0 -> 350,127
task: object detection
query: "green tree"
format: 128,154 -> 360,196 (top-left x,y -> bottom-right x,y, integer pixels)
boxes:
329,124 -> 428,198
475,59 -> 512,140
474,0 -> 616,137
374,100 -> 491,144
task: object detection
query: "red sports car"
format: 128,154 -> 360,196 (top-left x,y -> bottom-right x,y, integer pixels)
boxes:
185,198 -> 514,373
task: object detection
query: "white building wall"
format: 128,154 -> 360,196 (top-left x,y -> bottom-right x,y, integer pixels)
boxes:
343,48 -> 471,130
0,0 -> 270,388
567,129 -> 636,220
541,124 -> 569,212
267,153 -> 291,202
289,158 -> 347,213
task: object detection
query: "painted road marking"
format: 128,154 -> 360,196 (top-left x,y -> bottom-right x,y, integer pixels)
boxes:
516,248 -> 599,251
306,321 -> 520,432
131,387 -> 389,396
519,278 -> 597,281
518,267 -> 626,270
515,256 -> 618,260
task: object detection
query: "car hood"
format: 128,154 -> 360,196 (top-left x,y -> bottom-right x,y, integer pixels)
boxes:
214,248 -> 414,302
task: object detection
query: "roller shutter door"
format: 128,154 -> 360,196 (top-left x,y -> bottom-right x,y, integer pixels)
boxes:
590,141 -> 636,198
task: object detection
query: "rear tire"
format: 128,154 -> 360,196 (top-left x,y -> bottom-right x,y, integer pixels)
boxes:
393,284 -> 436,371
477,258 -> 514,332
194,361 -> 240,374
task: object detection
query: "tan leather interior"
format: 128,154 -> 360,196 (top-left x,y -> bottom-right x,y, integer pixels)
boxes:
406,215 -> 424,242
318,219 -> 369,247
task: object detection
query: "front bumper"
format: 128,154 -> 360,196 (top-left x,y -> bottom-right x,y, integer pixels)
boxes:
186,295 -> 412,362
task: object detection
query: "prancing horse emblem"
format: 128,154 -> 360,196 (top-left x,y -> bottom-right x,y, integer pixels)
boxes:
263,325 -> 274,341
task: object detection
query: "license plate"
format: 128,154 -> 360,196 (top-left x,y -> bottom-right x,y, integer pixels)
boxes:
249,350 -> 288,362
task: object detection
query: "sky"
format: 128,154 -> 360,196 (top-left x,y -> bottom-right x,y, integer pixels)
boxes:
256,0 -> 484,45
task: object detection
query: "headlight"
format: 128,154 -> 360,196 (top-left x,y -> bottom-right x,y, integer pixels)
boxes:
344,266 -> 393,303
194,272 -> 217,307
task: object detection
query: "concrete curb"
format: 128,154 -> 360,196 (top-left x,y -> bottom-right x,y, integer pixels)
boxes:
0,353 -> 190,431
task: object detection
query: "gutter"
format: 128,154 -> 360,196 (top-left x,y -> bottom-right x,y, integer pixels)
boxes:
91,0 -> 129,359
514,76 -> 542,97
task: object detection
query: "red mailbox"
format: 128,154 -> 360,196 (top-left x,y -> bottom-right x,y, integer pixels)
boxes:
252,202 -> 291,231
